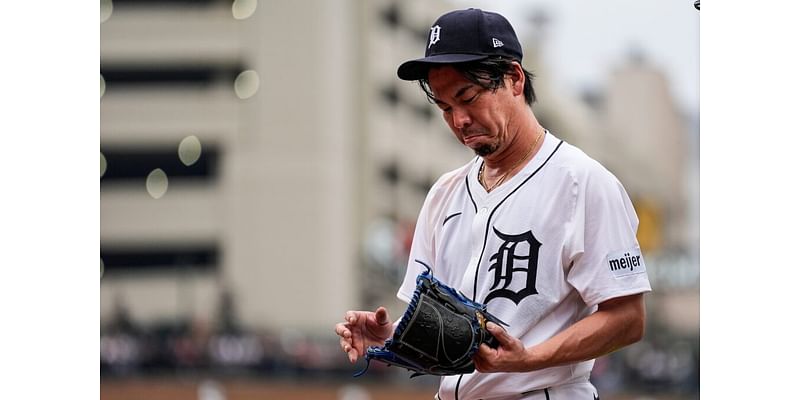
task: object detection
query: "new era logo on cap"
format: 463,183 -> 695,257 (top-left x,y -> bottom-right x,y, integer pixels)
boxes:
397,8 -> 524,81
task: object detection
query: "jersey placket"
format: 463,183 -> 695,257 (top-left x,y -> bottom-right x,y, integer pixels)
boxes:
460,201 -> 491,300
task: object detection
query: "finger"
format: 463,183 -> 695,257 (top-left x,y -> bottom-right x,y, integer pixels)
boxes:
340,337 -> 352,352
336,322 -> 353,338
476,343 -> 494,357
473,351 -> 491,372
473,357 -> 486,372
334,323 -> 352,338
474,344 -> 498,373
375,306 -> 389,326
344,311 -> 357,324
486,322 -> 513,345
348,347 -> 360,363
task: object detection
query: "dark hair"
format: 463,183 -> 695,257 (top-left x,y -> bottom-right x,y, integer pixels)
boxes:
418,57 -> 536,106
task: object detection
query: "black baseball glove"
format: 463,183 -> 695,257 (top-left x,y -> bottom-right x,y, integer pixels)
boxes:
355,261 -> 507,377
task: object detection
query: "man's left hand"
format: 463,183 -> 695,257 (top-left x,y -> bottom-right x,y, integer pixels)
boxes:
473,322 -> 533,373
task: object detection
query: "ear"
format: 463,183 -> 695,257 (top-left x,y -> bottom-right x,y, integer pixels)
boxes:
508,62 -> 525,97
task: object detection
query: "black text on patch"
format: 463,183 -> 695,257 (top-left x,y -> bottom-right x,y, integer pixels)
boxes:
607,248 -> 646,278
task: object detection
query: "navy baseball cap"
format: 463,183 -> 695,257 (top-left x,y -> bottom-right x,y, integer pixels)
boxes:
397,8 -> 523,81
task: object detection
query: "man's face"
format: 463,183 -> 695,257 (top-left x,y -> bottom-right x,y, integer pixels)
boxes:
427,65 -> 517,157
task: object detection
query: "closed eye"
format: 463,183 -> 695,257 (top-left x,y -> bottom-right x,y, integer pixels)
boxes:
436,102 -> 452,113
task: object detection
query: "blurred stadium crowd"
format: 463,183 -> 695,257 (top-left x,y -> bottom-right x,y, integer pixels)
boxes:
102,300 -> 698,396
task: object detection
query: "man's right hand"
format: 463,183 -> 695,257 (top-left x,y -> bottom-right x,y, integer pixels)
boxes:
334,306 -> 393,363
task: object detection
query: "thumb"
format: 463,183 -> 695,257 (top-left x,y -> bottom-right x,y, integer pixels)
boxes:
486,322 -> 513,344
374,306 -> 390,326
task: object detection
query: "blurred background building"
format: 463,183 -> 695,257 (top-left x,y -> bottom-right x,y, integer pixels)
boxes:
100,0 -> 699,399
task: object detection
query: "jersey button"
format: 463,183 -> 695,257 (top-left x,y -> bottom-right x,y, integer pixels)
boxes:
479,207 -> 488,214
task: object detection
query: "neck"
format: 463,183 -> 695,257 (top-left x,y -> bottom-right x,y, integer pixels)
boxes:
483,122 -> 545,172
479,124 -> 545,192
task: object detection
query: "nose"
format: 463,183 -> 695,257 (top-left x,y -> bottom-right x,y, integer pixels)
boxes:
451,107 -> 472,130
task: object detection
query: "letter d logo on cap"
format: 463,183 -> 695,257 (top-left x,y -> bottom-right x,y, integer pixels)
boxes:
429,25 -> 441,48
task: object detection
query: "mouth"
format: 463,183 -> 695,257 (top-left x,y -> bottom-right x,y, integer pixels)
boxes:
463,134 -> 485,147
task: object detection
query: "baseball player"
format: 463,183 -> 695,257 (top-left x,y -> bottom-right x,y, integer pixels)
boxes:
336,8 -> 651,399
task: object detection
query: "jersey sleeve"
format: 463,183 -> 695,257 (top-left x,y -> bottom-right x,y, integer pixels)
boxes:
564,164 -> 652,307
395,167 -> 467,303
396,185 -> 439,303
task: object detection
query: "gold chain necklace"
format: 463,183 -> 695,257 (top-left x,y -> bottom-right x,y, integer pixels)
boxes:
479,130 -> 544,192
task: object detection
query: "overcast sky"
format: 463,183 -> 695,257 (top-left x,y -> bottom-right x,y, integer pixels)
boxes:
453,0 -> 700,115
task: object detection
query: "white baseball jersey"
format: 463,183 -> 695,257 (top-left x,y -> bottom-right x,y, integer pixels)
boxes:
398,132 -> 652,400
